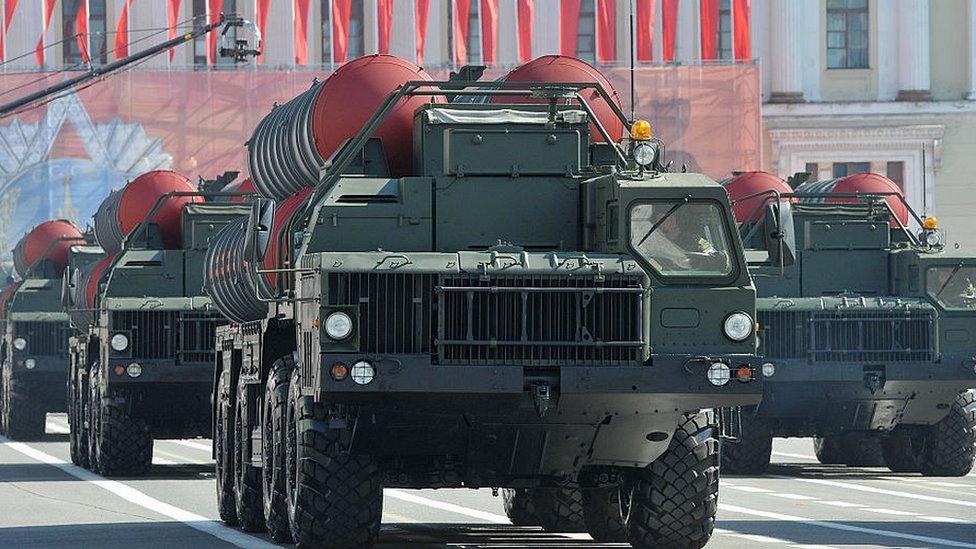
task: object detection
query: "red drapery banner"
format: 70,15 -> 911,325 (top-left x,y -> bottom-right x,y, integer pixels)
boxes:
206,0 -> 222,65
480,0 -> 498,65
76,0 -> 89,63
377,0 -> 393,54
0,0 -> 18,62
596,0 -> 615,63
415,0 -> 430,65
662,0 -> 677,61
255,0 -> 270,64
636,0 -> 653,61
332,0 -> 351,63
35,0 -> 57,66
294,0 -> 310,65
114,0 -> 131,59
733,0 -> 751,60
700,0 -> 719,60
516,0 -> 532,62
560,0 -> 581,56
167,0 -> 181,61
453,0 -> 472,66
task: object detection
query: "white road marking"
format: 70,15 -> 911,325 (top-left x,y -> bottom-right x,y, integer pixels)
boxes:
817,500 -> 863,508
384,489 -> 511,524
772,451 -> 818,461
720,503 -> 976,548
865,508 -> 919,516
726,485 -> 774,493
775,475 -> 976,509
155,448 -> 211,465
168,439 -> 212,453
931,481 -> 971,488
713,529 -> 788,545
44,421 -> 70,434
770,493 -> 818,501
921,516 -> 975,524
0,436 -> 275,549
152,457 -> 176,465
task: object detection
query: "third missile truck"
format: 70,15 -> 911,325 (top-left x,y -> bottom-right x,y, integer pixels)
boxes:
206,54 -> 765,549
722,171 -> 976,475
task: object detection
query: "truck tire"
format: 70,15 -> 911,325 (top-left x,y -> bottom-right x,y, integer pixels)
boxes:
261,356 -> 295,542
840,434 -> 885,468
68,368 -> 89,467
627,410 -> 718,549
4,384 -> 46,440
215,367 -> 237,526
534,488 -> 586,533
87,367 -> 100,471
502,488 -> 538,526
720,408 -> 772,474
286,371 -> 382,549
582,486 -> 629,542
920,391 -> 976,477
233,381 -> 265,532
813,436 -> 844,464
881,428 -> 922,473
94,391 -> 152,477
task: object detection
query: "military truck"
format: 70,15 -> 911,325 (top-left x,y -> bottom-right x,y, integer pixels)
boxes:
66,170 -> 251,476
722,171 -> 976,476
206,54 -> 763,549
0,221 -> 88,440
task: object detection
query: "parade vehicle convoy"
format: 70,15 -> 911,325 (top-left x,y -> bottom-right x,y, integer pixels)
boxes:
65,170 -> 252,475
722,171 -> 976,476
206,54 -> 764,549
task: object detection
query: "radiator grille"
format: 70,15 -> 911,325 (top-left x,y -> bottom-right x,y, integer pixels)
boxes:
758,308 -> 935,362
110,310 -> 224,362
13,321 -> 72,357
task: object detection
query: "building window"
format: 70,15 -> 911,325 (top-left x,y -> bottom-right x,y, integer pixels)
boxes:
886,161 -> 905,189
63,0 -> 108,65
322,1 -> 365,65
832,161 -> 871,178
826,0 -> 869,69
804,162 -> 819,178
575,0 -> 596,63
193,0 -> 208,66
717,0 -> 733,61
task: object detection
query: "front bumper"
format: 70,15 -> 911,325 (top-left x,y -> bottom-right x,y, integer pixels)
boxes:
8,353 -> 68,380
102,358 -> 214,385
757,356 -> 976,434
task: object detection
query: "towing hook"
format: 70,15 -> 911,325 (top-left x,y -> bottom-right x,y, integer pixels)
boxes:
532,383 -> 551,417
863,371 -> 885,394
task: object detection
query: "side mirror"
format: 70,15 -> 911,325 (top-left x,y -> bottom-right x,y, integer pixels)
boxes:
763,200 -> 796,267
244,198 -> 275,262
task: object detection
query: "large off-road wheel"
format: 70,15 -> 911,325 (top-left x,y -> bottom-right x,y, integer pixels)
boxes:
215,367 -> 237,526
720,407 -> 772,474
286,369 -> 382,549
87,367 -> 100,471
502,488 -> 539,526
3,382 -> 46,441
881,428 -> 922,473
919,391 -> 976,477
582,486 -> 629,542
93,390 -> 152,477
261,356 -> 295,542
626,410 -> 718,549
233,381 -> 265,532
68,367 -> 89,467
813,436 -> 843,464
534,488 -> 586,533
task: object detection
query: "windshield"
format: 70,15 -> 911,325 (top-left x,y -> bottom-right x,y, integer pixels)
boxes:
630,201 -> 734,278
927,265 -> 976,309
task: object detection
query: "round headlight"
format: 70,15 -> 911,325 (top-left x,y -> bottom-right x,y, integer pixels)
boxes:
925,230 -> 942,247
324,312 -> 354,341
110,333 -> 129,352
12,337 -> 26,351
126,363 -> 142,378
707,362 -> 731,386
633,142 -> 656,167
761,362 -> 776,378
723,312 -> 754,342
24,358 -> 36,370
350,360 -> 375,385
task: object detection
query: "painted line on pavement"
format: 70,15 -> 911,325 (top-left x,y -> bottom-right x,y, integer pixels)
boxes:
720,503 -> 976,548
44,420 -> 70,434
817,500 -> 863,508
770,493 -> 818,501
0,436 -> 274,549
865,508 -> 919,516
726,485 -> 774,493
384,489 -> 510,524
772,451 -> 817,461
773,475 -> 976,509
169,440 -> 212,453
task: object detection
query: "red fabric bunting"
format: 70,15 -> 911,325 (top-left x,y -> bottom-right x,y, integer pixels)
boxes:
733,0 -> 751,60
453,0 -> 472,66
516,0 -> 532,62
480,0 -> 498,65
596,0 -> 615,63
415,0 -> 430,65
560,0 -> 581,56
332,0 -> 351,63
115,0 -> 132,59
700,0 -> 719,60
76,0 -> 89,62
662,0 -> 677,61
0,0 -> 18,62
294,0 -> 310,65
35,0 -> 57,66
377,0 -> 394,54
255,0 -> 270,63
167,0 -> 182,61
636,0 -> 653,61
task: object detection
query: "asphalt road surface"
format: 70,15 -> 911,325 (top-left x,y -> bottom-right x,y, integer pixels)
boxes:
1,414 -> 973,548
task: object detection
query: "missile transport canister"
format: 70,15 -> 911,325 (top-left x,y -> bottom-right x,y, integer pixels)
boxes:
1,221 -> 87,439
209,54 -> 763,549
66,171 -> 251,476
722,171 -> 976,475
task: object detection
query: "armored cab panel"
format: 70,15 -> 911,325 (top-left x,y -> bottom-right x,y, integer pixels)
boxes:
797,216 -> 891,296
182,203 -> 252,295
105,250 -> 186,298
